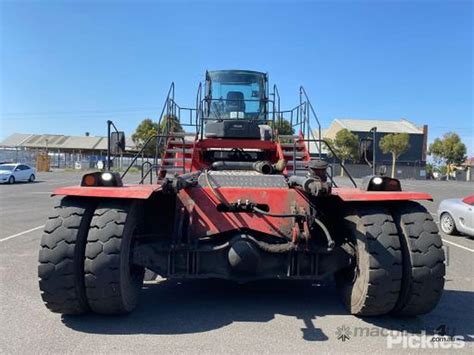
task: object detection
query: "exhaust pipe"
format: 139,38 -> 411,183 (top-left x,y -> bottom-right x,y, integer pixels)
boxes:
253,161 -> 273,174
211,160 -> 274,175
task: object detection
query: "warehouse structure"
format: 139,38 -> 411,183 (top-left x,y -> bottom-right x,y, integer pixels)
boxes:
322,118 -> 429,179
0,133 -> 138,169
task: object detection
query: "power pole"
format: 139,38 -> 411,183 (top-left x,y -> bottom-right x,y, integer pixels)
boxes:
369,127 -> 377,175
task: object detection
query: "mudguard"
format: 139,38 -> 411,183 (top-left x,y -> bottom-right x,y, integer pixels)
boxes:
332,187 -> 432,201
53,184 -> 162,199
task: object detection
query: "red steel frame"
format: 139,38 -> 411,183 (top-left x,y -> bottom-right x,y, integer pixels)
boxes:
178,187 -> 309,238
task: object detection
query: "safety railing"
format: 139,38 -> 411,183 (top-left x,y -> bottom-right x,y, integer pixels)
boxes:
295,138 -> 357,188
121,134 -> 188,184
115,80 -> 357,186
298,87 -> 323,156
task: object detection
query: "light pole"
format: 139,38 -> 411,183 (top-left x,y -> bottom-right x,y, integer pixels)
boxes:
369,127 -> 377,175
107,120 -> 112,171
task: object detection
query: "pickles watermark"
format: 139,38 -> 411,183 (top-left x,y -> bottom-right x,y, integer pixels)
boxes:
335,324 -> 465,349
386,331 -> 465,349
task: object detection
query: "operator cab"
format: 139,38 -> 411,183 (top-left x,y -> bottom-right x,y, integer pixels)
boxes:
204,70 -> 271,140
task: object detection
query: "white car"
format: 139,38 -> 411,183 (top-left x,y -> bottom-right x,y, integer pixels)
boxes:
438,195 -> 474,237
0,163 -> 36,184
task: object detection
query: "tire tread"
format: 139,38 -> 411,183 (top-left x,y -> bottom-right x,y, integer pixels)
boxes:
391,202 -> 445,316
84,200 -> 143,314
338,206 -> 403,316
38,197 -> 94,314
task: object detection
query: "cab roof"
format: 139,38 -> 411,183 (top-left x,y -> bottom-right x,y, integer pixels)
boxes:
207,69 -> 266,77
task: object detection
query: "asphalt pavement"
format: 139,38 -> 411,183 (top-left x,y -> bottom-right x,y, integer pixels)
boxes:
0,172 -> 473,354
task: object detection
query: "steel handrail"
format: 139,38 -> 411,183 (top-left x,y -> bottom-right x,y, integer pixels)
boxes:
122,134 -> 186,181
299,86 -> 323,155
154,82 -> 176,166
121,134 -> 159,179
141,161 -> 153,184
298,138 -> 357,188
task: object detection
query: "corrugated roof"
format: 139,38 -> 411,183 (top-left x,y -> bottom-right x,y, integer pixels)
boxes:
335,118 -> 424,134
0,133 -> 34,147
56,136 -> 103,149
0,133 -> 137,151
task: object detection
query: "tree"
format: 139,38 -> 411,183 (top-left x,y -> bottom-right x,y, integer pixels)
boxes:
379,133 -> 410,178
132,116 -> 185,158
429,132 -> 467,166
160,115 -> 183,134
273,117 -> 295,136
131,118 -> 159,157
425,163 -> 434,179
330,129 -> 359,176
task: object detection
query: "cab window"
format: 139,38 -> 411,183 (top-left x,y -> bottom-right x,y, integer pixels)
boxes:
208,71 -> 266,119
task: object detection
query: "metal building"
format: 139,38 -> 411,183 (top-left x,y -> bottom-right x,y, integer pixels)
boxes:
0,133 -> 137,169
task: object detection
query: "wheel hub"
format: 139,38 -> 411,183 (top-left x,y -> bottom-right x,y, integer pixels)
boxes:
441,215 -> 453,232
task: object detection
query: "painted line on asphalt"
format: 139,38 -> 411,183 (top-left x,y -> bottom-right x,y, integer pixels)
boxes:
428,212 -> 474,252
442,239 -> 474,253
0,225 -> 44,243
1,217 -> 473,256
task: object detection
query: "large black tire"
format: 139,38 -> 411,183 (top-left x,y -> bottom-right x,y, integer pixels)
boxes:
335,205 -> 402,316
84,200 -> 145,314
38,197 -> 95,314
390,202 -> 445,316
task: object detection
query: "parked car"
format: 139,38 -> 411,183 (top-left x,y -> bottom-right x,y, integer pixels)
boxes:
438,195 -> 474,237
0,163 -> 36,184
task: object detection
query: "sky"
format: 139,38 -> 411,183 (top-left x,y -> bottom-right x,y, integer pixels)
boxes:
1,0 -> 472,154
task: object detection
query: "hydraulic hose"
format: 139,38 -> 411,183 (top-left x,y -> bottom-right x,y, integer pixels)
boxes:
205,169 -> 306,219
253,207 -> 334,250
204,172 -> 304,219
252,206 -> 305,219
312,216 -> 335,249
204,169 -> 227,205
204,168 -> 333,249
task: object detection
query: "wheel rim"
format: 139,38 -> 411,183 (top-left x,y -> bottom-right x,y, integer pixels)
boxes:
441,215 -> 453,233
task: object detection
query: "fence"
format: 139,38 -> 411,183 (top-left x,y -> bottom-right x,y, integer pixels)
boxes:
330,162 -> 428,180
0,148 -> 153,171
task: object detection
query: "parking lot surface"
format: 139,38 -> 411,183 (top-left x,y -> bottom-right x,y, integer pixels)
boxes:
1,172 -> 473,354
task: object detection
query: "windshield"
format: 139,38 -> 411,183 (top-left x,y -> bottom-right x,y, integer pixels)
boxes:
207,71 -> 266,120
0,164 -> 15,171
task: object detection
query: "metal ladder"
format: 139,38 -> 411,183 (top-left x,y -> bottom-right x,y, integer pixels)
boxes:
158,132 -> 195,176
278,135 -> 311,176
